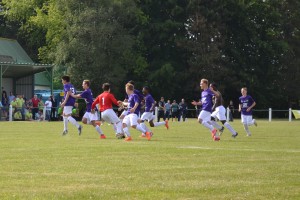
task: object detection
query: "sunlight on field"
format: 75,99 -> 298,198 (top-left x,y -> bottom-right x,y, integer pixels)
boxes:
0,120 -> 299,199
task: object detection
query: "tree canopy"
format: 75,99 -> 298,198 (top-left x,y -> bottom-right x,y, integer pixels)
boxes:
1,0 -> 299,109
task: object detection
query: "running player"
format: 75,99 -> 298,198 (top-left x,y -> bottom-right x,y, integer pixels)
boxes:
60,75 -> 82,136
209,83 -> 238,138
91,83 -> 123,138
191,79 -> 219,141
139,86 -> 169,137
71,80 -> 106,139
239,87 -> 257,136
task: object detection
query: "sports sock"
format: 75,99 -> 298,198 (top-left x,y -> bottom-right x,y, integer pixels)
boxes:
67,116 -> 79,128
224,122 -> 237,135
123,127 -> 130,137
136,124 -> 146,133
202,121 -> 214,131
95,125 -> 103,135
243,124 -> 251,135
63,116 -> 68,131
140,122 -> 150,132
154,121 -> 166,127
210,121 -> 223,130
115,122 -> 123,134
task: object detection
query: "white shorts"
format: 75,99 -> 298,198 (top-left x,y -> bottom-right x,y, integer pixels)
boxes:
241,114 -> 253,124
83,112 -> 98,121
198,110 -> 211,122
120,110 -> 128,117
211,106 -> 226,121
102,109 -> 120,124
123,113 -> 139,127
63,106 -> 73,115
141,112 -> 155,121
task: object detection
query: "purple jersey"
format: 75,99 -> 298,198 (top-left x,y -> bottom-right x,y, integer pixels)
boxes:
80,89 -> 93,112
201,88 -> 214,113
239,95 -> 255,115
64,83 -> 76,106
127,93 -> 140,115
144,94 -> 154,112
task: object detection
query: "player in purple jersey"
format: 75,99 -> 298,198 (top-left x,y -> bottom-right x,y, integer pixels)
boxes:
139,86 -> 169,138
71,80 -> 106,139
122,83 -> 151,141
60,75 -> 82,136
191,79 -> 220,141
239,87 -> 257,136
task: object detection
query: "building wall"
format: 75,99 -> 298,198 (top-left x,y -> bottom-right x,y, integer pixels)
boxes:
2,78 -> 13,94
16,75 -> 33,99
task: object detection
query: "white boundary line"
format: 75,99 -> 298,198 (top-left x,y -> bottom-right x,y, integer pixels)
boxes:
177,146 -> 300,153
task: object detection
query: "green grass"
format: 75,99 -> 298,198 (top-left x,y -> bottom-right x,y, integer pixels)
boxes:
0,119 -> 299,199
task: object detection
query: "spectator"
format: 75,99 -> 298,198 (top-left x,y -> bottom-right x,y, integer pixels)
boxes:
14,110 -> 22,121
228,100 -> 234,122
165,100 -> 171,120
179,98 -> 188,122
31,95 -> 40,120
171,100 -> 179,122
2,90 -> 8,118
157,97 -> 165,122
50,95 -> 57,120
25,108 -> 33,121
36,109 -> 44,121
44,97 -> 52,121
8,91 -> 15,104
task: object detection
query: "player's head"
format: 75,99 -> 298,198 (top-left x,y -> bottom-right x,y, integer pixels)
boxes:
61,75 -> 70,84
128,80 -> 135,86
200,79 -> 208,89
125,83 -> 134,94
142,86 -> 150,95
241,87 -> 247,96
210,82 -> 218,91
82,80 -> 90,89
102,83 -> 110,92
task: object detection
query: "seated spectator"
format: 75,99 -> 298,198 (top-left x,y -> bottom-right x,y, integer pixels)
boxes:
25,109 -> 33,121
14,111 -> 22,121
35,109 -> 44,121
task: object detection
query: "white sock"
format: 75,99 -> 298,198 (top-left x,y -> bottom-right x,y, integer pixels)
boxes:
154,121 -> 165,127
123,127 -> 130,137
67,116 -> 79,128
140,122 -> 150,133
243,124 -> 251,135
115,122 -> 123,134
95,125 -> 103,135
202,121 -> 214,132
210,121 -> 222,130
63,116 -> 68,131
112,123 -> 117,133
136,124 -> 146,133
224,122 -> 237,135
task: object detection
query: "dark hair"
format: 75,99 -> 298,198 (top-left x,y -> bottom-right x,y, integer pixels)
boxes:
210,83 -> 218,90
102,83 -> 110,91
143,86 -> 150,92
128,80 -> 135,85
83,80 -> 90,87
62,75 -> 70,82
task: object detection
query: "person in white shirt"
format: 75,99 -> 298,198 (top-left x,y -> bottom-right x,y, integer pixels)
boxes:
44,97 -> 52,121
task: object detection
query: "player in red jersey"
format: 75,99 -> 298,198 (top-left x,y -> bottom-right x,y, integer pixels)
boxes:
91,83 -> 123,138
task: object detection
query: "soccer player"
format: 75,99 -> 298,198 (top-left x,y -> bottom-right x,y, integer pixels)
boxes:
209,83 -> 238,138
60,75 -> 82,136
139,86 -> 169,137
122,83 -> 151,141
191,79 -> 220,141
239,87 -> 257,136
91,83 -> 123,139
71,80 -> 106,139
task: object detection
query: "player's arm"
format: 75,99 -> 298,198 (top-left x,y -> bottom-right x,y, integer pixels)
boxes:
70,93 -> 81,99
191,100 -> 202,106
109,94 -> 122,106
91,96 -> 100,110
130,102 -> 139,113
210,87 -> 220,97
247,101 -> 256,112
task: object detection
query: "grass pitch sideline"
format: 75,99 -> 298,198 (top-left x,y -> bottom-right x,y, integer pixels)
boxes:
0,120 -> 299,199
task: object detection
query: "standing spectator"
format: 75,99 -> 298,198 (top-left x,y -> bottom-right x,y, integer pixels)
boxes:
171,100 -> 179,122
2,90 -> 8,118
8,92 -> 15,105
228,100 -> 234,122
164,100 -> 171,120
157,97 -> 165,122
239,87 -> 257,136
50,95 -> 57,120
44,97 -> 52,121
31,95 -> 40,120
179,98 -> 188,122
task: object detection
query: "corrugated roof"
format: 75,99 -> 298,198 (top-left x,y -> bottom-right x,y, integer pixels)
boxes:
0,38 -> 33,63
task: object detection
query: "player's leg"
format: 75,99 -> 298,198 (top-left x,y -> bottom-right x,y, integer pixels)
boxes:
130,114 -> 151,140
122,115 -> 132,141
242,115 -> 251,136
103,109 -> 123,138
198,110 -> 218,140
210,109 -> 223,133
89,112 -> 105,139
140,112 -> 151,137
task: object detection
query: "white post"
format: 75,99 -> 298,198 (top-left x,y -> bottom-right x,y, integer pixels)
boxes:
289,108 -> 292,122
43,106 -> 46,121
269,108 -> 272,122
154,106 -> 158,122
9,105 -> 13,121
226,107 -> 230,122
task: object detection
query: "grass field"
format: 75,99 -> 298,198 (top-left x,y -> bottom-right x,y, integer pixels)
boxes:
0,119 -> 299,199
